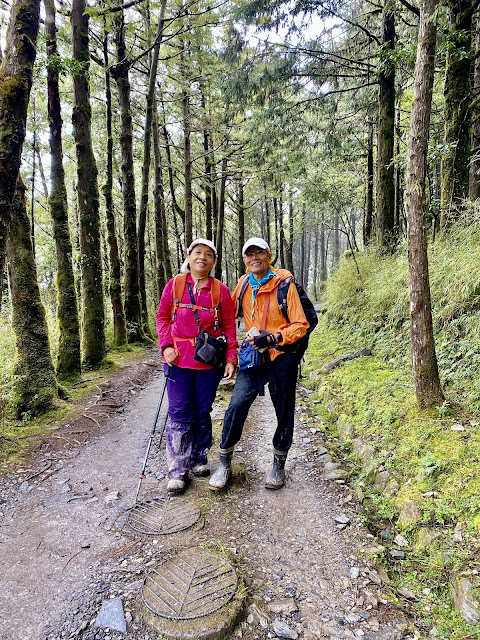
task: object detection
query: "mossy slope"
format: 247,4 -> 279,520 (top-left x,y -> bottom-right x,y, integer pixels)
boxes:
303,224 -> 480,638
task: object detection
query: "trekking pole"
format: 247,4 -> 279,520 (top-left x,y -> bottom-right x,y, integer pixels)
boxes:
134,367 -> 170,502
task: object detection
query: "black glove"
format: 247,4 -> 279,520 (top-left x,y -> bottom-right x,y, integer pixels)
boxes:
253,331 -> 276,349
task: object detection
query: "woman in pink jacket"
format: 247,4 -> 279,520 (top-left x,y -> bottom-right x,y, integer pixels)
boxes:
156,239 -> 237,495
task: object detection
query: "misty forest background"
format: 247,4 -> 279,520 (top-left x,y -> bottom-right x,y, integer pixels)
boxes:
1,0 -> 480,418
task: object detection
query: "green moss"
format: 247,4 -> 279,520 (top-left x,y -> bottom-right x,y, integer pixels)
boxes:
302,309 -> 480,637
0,346 -> 152,467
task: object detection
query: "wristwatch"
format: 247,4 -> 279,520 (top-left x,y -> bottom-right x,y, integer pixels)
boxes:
161,344 -> 174,353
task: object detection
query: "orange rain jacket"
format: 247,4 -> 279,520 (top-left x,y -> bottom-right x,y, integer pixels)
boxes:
232,268 -> 309,362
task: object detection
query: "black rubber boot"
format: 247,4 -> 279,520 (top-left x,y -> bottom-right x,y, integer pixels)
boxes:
208,449 -> 233,491
264,451 -> 287,490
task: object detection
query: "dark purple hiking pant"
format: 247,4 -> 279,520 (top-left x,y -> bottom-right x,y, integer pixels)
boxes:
164,364 -> 223,479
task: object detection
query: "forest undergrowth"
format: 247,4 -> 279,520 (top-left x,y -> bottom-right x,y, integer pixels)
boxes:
301,220 -> 480,638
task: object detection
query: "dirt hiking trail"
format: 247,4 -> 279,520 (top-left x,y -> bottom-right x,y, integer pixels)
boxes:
0,352 -> 413,640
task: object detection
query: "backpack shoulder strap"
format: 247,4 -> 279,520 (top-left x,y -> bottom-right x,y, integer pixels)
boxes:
171,274 -> 187,321
276,276 -> 293,322
210,277 -> 222,309
236,274 -> 250,319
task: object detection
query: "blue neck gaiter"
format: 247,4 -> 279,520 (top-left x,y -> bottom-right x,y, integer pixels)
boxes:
249,269 -> 276,320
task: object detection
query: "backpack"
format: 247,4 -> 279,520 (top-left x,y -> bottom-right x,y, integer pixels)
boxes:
171,274 -> 222,332
237,274 -> 318,359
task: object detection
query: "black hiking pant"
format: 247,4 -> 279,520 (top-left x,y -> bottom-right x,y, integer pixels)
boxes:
220,352 -> 299,452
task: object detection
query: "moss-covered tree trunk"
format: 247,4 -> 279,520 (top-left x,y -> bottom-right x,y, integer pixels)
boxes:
272,196 -> 279,265
376,0 -> 396,253
138,0 -> 167,336
181,45 -> 193,249
6,178 -> 57,418
320,214 -> 327,282
405,0 -> 444,408
159,98 -> 185,246
264,185 -> 271,247
102,19 -> 126,347
286,198 -> 294,274
153,99 -> 172,299
201,94 -> 213,242
237,179 -> 245,278
45,0 -> 81,379
301,206 -> 307,287
112,10 -> 144,344
71,0 -> 106,367
214,157 -> 227,280
313,225 -> 319,297
364,122 -> 374,247
440,0 -> 476,228
333,212 -> 340,265
210,138 -> 218,242
279,190 -> 286,268
469,16 -> 480,200
0,0 -> 40,282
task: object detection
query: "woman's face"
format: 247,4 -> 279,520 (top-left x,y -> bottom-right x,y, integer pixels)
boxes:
187,244 -> 216,278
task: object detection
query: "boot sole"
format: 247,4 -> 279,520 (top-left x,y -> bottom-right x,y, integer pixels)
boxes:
208,485 -> 226,492
168,488 -> 186,496
191,469 -> 210,477
264,483 -> 284,490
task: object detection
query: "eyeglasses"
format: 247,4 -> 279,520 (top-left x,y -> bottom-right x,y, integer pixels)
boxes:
244,249 -> 267,258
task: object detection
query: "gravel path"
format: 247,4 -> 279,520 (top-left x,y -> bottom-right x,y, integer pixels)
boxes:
0,358 -> 412,640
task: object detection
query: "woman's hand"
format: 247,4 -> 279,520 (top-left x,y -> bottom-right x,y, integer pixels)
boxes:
163,346 -> 179,366
223,362 -> 235,381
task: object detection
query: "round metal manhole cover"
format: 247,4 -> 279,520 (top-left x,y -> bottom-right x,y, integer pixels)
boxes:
127,497 -> 201,535
142,548 -> 238,620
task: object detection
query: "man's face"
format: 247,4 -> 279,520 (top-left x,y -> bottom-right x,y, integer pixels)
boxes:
243,246 -> 271,279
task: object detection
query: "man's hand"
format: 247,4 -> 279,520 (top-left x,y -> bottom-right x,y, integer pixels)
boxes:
224,362 -> 236,381
249,330 -> 277,350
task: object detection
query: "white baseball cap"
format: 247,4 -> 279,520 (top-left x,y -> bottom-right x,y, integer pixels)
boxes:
187,238 -> 217,256
180,238 -> 217,274
242,237 -> 270,256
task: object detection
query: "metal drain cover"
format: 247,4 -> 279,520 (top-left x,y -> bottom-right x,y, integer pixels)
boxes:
142,548 -> 238,620
127,497 -> 201,535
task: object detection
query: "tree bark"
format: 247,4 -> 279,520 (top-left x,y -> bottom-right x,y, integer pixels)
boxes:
181,44 -> 193,248
364,122 -> 374,247
46,0 -> 82,377
138,0 -> 167,336
320,215 -> 327,282
201,92 -> 213,241
6,178 -> 57,418
30,97 -> 36,258
237,178 -> 245,278
153,97 -> 172,298
214,157 -> 227,280
470,14 -> 480,199
279,191 -> 286,268
264,184 -> 271,247
102,17 -> 126,347
405,0 -> 444,408
0,0 -> 40,285
440,0 -> 476,227
71,0 -> 106,366
272,196 -> 279,265
286,198 -> 294,273
333,212 -> 340,265
376,0 -> 396,252
113,9 -> 144,343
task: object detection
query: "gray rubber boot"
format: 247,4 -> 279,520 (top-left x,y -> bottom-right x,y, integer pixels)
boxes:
264,451 -> 287,489
208,449 -> 233,492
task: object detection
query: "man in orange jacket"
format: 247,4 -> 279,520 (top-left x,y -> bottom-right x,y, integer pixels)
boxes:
209,237 -> 309,492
